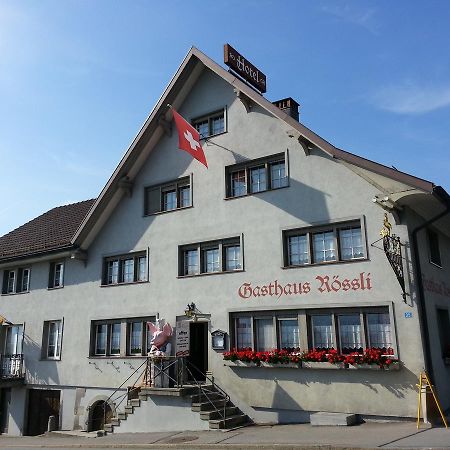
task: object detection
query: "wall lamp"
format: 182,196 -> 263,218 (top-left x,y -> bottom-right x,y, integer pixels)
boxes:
184,302 -> 208,321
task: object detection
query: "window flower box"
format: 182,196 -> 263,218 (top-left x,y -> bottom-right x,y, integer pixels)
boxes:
302,361 -> 346,370
260,362 -> 301,369
223,347 -> 399,370
349,363 -> 400,371
223,360 -> 254,368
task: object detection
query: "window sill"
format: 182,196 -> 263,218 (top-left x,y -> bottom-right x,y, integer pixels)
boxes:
47,286 -> 64,291
1,291 -> 30,296
224,184 -> 289,201
200,130 -> 227,141
429,261 -> 442,269
178,269 -> 244,279
144,205 -> 193,217
282,257 -> 368,270
100,280 -> 149,288
40,357 -> 61,362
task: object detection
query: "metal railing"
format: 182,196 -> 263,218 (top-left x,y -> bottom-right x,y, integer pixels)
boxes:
96,356 -> 231,430
0,354 -> 24,379
185,360 -> 230,422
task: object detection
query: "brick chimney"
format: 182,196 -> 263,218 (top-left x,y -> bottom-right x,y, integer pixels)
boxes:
272,97 -> 299,121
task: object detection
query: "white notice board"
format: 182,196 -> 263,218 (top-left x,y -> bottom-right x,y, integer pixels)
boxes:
175,321 -> 190,357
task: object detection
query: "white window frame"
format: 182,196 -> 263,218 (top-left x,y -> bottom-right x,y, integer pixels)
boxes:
230,305 -> 396,356
48,261 -> 64,289
283,217 -> 367,268
2,268 -> 31,294
179,235 -> 243,277
45,320 -> 63,360
90,316 -> 155,357
225,151 -> 289,199
102,251 -> 148,286
192,108 -> 227,139
144,175 -> 193,216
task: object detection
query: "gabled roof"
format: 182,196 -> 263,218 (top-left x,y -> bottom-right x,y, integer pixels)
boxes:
0,199 -> 95,262
68,47 -> 449,247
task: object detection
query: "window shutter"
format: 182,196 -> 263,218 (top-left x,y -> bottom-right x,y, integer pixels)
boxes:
48,263 -> 55,288
2,271 -> 8,294
145,187 -> 161,215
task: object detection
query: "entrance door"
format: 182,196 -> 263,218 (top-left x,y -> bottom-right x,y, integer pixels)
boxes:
26,389 -> 60,436
88,401 -> 113,431
0,389 -> 11,434
186,322 -> 208,382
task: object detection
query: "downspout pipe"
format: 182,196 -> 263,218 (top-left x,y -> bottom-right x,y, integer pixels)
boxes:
411,186 -> 450,384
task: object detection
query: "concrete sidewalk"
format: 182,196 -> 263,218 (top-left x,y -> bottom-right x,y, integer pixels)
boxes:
0,422 -> 449,449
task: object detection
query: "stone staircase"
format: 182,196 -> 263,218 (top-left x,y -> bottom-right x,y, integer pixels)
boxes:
104,385 -> 250,433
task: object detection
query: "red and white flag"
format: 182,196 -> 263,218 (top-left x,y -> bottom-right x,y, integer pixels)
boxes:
172,109 -> 208,168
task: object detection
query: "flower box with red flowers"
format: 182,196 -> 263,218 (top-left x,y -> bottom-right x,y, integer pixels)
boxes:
223,349 -> 302,368
300,348 -> 347,369
344,348 -> 400,370
223,347 -> 400,370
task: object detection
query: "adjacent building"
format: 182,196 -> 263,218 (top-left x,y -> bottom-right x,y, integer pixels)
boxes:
0,47 -> 449,435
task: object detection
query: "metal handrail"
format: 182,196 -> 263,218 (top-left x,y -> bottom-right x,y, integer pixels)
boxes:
185,360 -> 230,421
100,358 -> 148,428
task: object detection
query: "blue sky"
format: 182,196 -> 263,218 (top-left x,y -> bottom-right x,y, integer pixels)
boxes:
1,0 -> 450,236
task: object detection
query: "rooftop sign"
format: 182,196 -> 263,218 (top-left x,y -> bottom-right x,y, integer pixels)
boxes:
224,44 -> 267,93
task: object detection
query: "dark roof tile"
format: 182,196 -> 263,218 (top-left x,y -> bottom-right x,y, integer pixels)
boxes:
0,199 -> 95,260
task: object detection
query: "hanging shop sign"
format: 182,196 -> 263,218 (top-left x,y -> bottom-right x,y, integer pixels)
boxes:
238,272 -> 372,300
175,321 -> 190,357
224,44 -> 267,93
380,214 -> 407,301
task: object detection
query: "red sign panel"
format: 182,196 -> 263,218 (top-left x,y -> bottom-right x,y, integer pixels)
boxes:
224,44 -> 267,93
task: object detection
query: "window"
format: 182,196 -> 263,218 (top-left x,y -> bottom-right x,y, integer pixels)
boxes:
231,307 -> 394,355
48,262 -> 64,288
232,312 -> 299,351
90,317 -> 155,357
311,314 -> 334,350
3,324 -> 23,377
427,228 -> 441,267
42,320 -> 63,359
226,152 -> 288,198
179,236 -> 243,277
283,219 -> 366,267
192,109 -> 225,138
145,176 -> 192,215
2,268 -> 30,294
102,252 -> 147,286
4,325 -> 23,355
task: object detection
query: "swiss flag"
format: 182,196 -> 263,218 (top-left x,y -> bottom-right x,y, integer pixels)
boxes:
172,109 -> 208,168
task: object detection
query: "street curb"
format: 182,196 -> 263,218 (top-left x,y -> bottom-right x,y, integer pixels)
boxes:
0,445 -> 380,450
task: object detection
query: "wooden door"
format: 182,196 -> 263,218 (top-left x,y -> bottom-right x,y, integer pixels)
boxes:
27,389 -> 60,436
186,322 -> 208,382
0,388 -> 11,434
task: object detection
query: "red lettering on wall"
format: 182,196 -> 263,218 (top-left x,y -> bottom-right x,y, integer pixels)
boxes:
237,273 -> 372,300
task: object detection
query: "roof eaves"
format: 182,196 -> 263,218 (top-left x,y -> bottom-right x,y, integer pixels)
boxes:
72,48 -> 200,245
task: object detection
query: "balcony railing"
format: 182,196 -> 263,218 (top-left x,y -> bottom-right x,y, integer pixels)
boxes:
0,354 -> 24,380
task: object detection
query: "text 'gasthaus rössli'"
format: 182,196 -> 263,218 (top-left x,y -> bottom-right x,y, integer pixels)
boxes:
238,273 -> 372,300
